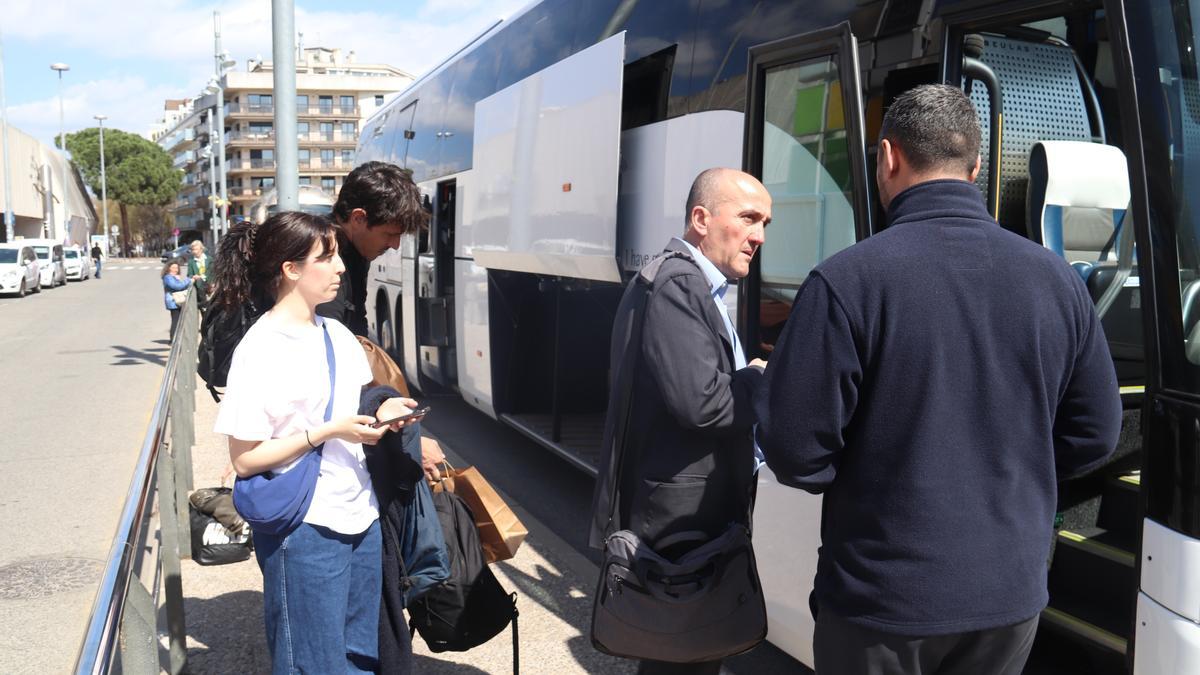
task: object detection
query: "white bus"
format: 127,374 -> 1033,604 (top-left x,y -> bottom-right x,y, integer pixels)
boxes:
248,184 -> 335,224
359,1 -> 1200,672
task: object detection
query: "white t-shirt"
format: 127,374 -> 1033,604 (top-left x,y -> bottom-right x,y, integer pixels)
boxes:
214,312 -> 378,535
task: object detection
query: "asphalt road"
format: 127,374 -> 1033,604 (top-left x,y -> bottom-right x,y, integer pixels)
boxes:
0,259 -> 172,674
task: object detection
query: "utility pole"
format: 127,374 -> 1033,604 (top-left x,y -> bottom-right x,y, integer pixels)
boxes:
50,62 -> 69,241
0,31 -> 13,243
271,0 -> 298,210
213,11 -> 230,244
94,115 -> 108,250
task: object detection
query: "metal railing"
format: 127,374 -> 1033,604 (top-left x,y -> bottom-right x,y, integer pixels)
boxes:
74,290 -> 199,675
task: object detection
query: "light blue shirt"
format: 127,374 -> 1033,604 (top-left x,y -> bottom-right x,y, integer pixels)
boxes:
675,238 -> 764,471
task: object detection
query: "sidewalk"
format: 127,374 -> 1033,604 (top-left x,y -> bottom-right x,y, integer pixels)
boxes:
179,375 -> 636,674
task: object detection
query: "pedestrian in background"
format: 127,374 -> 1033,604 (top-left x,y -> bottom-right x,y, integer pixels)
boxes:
188,240 -> 212,309
756,84 -> 1122,675
161,259 -> 191,341
210,211 -> 418,674
90,242 -> 103,278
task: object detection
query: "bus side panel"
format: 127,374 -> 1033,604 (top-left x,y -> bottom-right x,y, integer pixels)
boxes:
456,257 -> 496,418
617,110 -> 745,272
401,238 -> 420,383
753,469 -> 821,668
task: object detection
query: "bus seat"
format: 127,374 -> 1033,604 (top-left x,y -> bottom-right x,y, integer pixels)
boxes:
1027,140 -> 1141,386
967,36 -> 1095,232
1026,140 -> 1130,269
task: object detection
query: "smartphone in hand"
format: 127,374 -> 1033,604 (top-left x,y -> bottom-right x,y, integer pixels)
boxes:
371,406 -> 432,428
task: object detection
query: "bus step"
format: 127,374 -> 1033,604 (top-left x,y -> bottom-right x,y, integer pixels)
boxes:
1097,473 -> 1141,547
499,413 -> 604,477
1034,606 -> 1127,675
1048,528 -> 1135,637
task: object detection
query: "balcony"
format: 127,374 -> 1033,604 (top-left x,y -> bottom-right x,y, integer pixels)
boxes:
165,128 -> 196,152
225,102 -> 275,117
227,158 -> 277,172
230,186 -> 266,202
172,150 -> 196,169
298,131 -> 358,145
226,129 -> 275,146
298,158 -> 355,171
300,104 -> 359,118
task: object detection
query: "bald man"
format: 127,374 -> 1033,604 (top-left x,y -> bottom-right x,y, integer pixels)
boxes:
590,168 -> 770,674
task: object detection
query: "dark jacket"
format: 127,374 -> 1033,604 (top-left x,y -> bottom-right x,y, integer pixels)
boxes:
360,385 -> 445,673
756,179 -> 1122,636
590,239 -> 761,552
318,231 -> 370,337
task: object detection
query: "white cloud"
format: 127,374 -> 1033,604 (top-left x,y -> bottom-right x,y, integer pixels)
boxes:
9,76 -> 186,150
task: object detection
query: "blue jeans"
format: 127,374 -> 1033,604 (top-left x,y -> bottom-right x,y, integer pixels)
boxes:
94,259 -> 101,278
253,520 -> 382,674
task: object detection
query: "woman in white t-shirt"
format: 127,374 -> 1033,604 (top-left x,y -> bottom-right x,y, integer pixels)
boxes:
211,211 -> 418,674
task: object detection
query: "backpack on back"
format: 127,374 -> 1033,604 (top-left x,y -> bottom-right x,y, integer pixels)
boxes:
409,489 -> 519,672
198,300 -> 263,401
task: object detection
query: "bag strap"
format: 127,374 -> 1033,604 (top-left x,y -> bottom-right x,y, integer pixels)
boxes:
602,251 -> 694,535
510,592 -> 519,675
317,320 -> 336,452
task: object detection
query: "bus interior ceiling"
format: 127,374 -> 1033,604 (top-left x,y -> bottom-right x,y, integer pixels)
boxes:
487,270 -> 624,470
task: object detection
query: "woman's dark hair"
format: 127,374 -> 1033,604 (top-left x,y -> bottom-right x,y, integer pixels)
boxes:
331,161 -> 429,232
211,211 -> 339,309
161,258 -> 183,278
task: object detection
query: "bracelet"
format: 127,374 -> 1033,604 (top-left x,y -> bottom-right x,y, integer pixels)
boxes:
304,429 -> 315,449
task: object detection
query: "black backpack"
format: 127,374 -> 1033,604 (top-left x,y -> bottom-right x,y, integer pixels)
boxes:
409,489 -> 519,673
197,300 -> 263,401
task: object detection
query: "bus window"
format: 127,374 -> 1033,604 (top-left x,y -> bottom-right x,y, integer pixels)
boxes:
756,56 -> 857,352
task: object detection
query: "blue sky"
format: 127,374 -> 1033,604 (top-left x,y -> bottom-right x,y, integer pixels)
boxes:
3,0 -> 530,146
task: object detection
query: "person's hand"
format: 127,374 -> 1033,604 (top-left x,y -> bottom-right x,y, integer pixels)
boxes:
322,415 -> 387,445
375,397 -> 419,432
192,274 -> 202,281
749,358 -> 768,370
421,437 -> 445,481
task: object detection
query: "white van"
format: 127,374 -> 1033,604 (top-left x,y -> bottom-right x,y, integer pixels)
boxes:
24,239 -> 66,288
63,246 -> 91,281
0,244 -> 42,296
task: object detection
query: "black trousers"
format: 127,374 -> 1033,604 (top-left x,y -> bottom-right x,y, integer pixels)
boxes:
168,308 -> 181,341
814,607 -> 1038,675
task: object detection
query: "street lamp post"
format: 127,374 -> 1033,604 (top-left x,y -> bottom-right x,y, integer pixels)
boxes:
94,114 -> 108,251
213,11 -> 234,244
50,62 -> 69,242
204,116 -> 217,238
1,31 -> 14,243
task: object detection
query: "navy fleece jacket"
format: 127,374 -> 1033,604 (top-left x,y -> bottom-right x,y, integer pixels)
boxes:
756,179 -> 1122,635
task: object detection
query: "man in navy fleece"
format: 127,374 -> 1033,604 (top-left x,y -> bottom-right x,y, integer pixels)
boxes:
756,84 -> 1122,674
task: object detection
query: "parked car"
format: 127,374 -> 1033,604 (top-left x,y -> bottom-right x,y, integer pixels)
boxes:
0,244 -> 41,297
160,244 -> 193,264
25,239 -> 66,288
63,246 -> 91,281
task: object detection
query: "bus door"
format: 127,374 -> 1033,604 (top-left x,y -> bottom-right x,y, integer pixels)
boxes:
741,20 -> 872,666
416,179 -> 458,389
935,6 -> 1145,670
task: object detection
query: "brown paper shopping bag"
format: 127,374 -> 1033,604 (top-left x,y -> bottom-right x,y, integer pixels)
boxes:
433,462 -> 528,563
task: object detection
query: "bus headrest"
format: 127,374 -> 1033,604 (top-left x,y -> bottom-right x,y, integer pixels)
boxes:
1027,141 -> 1130,257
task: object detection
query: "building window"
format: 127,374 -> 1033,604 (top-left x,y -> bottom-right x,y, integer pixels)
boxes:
248,93 -> 273,111
296,94 -> 308,111
298,148 -> 311,166
341,122 -> 356,136
299,176 -> 312,186
321,176 -> 336,191
321,149 -> 335,167
249,122 -> 273,136
297,121 -> 309,138
319,95 -> 333,112
341,149 -> 354,165
340,95 -> 355,112
319,122 -> 334,140
375,95 -> 384,106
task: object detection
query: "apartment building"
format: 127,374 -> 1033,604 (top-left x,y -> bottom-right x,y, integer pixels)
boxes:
155,47 -> 413,242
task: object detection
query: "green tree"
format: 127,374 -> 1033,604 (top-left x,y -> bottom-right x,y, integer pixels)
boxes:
63,128 -> 182,253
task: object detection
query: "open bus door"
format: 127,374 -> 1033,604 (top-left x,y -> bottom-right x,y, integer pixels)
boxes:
741,20 -> 873,666
416,179 -> 458,390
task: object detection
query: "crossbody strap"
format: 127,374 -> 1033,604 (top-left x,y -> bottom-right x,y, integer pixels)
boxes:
318,321 -> 336,452
603,251 -> 694,533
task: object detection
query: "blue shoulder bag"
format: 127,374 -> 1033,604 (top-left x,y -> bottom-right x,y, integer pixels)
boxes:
232,321 -> 336,536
